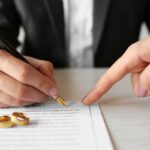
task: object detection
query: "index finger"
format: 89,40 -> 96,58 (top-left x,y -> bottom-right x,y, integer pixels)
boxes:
0,51 -> 59,97
82,45 -> 140,104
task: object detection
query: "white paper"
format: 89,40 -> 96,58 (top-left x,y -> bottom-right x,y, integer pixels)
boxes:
0,101 -> 113,150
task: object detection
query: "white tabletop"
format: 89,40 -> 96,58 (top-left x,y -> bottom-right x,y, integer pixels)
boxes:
54,69 -> 150,150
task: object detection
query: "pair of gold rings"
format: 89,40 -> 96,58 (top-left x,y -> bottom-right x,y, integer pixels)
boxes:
0,112 -> 29,128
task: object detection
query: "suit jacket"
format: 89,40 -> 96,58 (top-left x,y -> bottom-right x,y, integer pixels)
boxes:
0,0 -> 150,67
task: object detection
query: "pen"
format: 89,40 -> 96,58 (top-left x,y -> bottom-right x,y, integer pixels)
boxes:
0,37 -> 67,107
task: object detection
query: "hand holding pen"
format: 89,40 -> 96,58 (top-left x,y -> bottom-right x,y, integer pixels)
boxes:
0,38 -> 67,108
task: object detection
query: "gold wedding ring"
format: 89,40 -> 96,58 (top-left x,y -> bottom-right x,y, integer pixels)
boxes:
0,116 -> 14,128
11,112 -> 29,126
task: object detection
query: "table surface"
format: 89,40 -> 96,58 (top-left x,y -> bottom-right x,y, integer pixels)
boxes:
54,69 -> 150,150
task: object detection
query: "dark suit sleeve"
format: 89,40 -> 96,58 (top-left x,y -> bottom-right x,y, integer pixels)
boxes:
0,0 -> 20,47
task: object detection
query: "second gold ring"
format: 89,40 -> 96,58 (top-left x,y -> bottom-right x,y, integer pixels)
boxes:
11,112 -> 29,126
0,116 -> 14,128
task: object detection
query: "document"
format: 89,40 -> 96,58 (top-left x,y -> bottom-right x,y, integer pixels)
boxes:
0,101 -> 113,150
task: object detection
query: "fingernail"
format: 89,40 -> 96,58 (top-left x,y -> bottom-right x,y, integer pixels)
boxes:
49,88 -> 59,97
81,95 -> 87,102
137,85 -> 147,97
82,97 -> 90,105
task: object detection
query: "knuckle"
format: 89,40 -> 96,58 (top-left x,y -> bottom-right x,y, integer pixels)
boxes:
38,81 -> 49,93
15,85 -> 28,99
127,42 -> 141,54
42,61 -> 54,76
94,90 -> 101,99
104,74 -> 114,87
44,61 -> 54,70
19,65 -> 31,82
